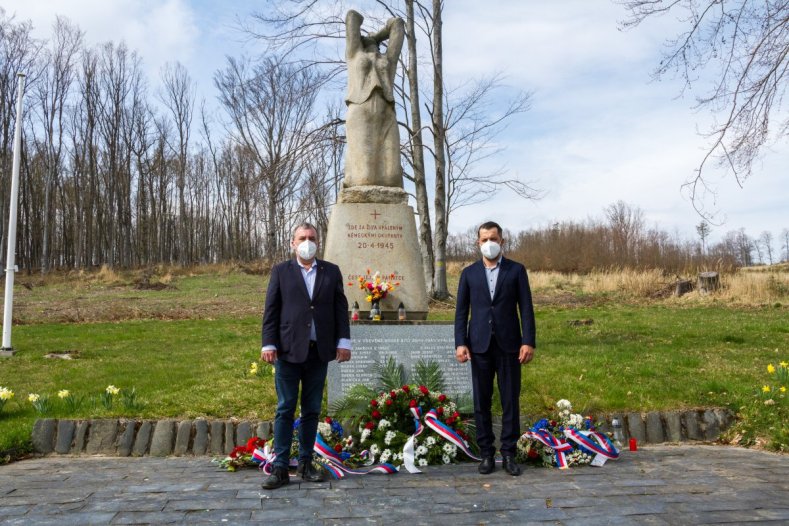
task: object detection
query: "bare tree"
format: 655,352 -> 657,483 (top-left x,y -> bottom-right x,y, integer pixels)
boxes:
759,230 -> 774,265
0,9 -> 42,267
696,220 -> 710,256
159,61 -> 195,265
215,55 -> 324,260
782,228 -> 789,263
620,1 -> 789,217
35,17 -> 82,273
605,200 -> 645,265
401,0 -> 434,293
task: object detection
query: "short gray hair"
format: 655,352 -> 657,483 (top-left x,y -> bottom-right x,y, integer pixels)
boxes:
292,222 -> 318,240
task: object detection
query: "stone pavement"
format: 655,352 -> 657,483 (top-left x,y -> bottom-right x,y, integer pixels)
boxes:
1,445 -> 787,525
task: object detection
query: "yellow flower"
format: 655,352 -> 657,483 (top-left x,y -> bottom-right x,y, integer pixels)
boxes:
780,361 -> 788,368
0,387 -> 13,401
366,295 -> 372,303
105,385 -> 120,395
271,366 -> 276,375
780,386 -> 787,393
57,390 -> 70,399
28,393 -> 40,403
249,362 -> 259,375
767,364 -> 776,374
761,385 -> 771,393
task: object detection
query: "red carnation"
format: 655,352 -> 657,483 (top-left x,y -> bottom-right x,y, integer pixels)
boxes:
446,417 -> 456,425
528,448 -> 539,459
409,399 -> 417,408
372,410 -> 382,419
452,411 -> 460,418
385,399 -> 393,407
229,445 -> 246,459
437,407 -> 444,415
367,283 -> 373,290
334,444 -> 343,453
325,417 -> 333,424
419,385 -> 429,395
438,394 -> 447,403
390,390 -> 397,399
365,421 -> 375,430
371,399 -> 378,407
402,385 -> 410,392
549,420 -> 557,427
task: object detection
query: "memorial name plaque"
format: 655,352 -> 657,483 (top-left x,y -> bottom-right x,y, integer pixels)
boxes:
327,322 -> 471,406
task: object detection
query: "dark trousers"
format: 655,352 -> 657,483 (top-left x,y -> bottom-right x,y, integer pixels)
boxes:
470,337 -> 521,457
272,343 -> 328,468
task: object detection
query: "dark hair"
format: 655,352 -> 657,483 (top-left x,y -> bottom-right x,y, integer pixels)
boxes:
292,222 -> 318,240
477,221 -> 502,239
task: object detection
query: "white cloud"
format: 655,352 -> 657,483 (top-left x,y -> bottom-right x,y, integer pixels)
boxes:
4,0 -> 199,79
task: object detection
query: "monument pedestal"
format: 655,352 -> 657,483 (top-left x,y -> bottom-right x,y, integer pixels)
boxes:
324,189 -> 429,320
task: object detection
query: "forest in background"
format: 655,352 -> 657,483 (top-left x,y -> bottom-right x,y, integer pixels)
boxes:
1,5 -> 787,284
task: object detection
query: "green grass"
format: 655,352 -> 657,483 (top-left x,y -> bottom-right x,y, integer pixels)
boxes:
1,270 -> 788,458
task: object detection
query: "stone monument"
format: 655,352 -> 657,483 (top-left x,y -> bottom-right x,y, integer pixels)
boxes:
323,10 -> 429,320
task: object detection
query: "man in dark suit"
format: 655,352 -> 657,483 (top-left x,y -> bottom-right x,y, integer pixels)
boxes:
260,223 -> 351,490
455,221 -> 536,476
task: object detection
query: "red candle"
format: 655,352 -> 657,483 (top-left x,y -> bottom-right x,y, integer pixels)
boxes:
629,438 -> 637,451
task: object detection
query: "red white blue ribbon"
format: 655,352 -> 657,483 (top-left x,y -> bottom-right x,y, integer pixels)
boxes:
423,409 -> 480,462
314,434 -> 398,478
403,406 -> 426,473
403,407 -> 480,473
521,430 -> 573,469
563,429 -> 619,460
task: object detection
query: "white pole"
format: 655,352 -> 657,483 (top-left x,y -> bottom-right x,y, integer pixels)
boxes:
1,73 -> 26,355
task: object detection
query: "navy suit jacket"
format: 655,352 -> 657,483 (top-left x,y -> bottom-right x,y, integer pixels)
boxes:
262,258 -> 350,363
454,257 -> 536,354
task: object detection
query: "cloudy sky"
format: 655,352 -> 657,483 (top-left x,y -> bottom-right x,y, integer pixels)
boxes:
5,0 -> 787,246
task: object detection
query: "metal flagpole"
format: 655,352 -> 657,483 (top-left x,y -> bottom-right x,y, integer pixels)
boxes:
1,73 -> 26,357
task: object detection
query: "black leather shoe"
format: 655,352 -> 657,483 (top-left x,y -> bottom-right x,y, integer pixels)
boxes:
502,455 -> 521,476
478,456 -> 495,475
299,460 -> 325,482
261,467 -> 290,490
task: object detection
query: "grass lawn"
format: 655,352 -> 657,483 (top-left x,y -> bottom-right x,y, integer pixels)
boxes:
1,267 -> 788,458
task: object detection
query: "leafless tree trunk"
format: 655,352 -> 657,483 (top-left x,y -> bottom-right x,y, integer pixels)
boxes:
160,61 -> 195,266
0,10 -> 41,268
215,55 -> 324,260
759,231 -> 774,265
428,0 -> 449,300
403,0 -> 435,295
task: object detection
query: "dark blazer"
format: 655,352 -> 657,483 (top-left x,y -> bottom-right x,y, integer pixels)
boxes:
262,258 -> 350,363
454,257 -> 536,354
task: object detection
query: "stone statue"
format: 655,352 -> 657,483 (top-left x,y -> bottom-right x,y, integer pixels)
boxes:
343,10 -> 404,190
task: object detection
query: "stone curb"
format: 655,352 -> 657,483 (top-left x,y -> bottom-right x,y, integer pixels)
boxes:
31,409 -> 734,456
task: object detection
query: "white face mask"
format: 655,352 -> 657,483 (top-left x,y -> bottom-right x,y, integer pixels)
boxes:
296,240 -> 317,260
480,240 -> 501,260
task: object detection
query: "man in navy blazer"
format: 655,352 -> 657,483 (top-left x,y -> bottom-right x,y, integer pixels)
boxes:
260,223 -> 351,489
455,221 -> 536,476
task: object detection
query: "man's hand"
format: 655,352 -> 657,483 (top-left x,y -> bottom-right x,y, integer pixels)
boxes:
519,345 -> 535,364
455,345 -> 470,364
336,348 -> 351,363
261,349 -> 277,364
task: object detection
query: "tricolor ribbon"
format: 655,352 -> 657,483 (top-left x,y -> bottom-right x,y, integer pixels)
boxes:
314,434 -> 398,479
563,429 -> 619,461
402,406 -> 480,473
403,406 -> 426,473
423,409 -> 480,462
521,429 -> 573,469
